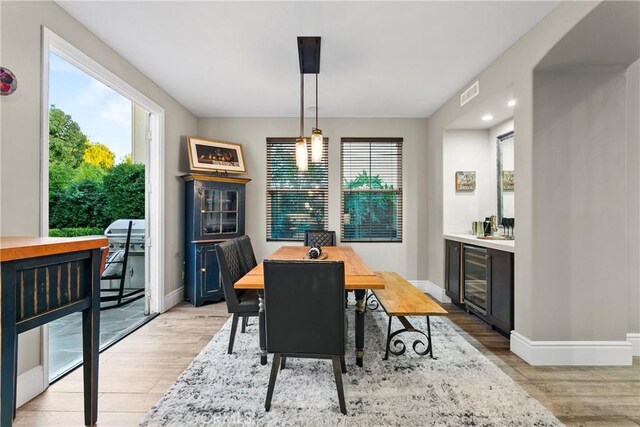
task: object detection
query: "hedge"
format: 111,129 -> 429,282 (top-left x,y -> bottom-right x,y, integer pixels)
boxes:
49,227 -> 104,237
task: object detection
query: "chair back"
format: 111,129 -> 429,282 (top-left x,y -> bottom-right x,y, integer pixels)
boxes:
264,260 -> 345,356
234,235 -> 257,274
304,230 -> 336,247
215,240 -> 244,311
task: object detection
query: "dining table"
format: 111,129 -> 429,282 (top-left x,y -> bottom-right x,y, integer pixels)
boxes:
234,245 -> 384,367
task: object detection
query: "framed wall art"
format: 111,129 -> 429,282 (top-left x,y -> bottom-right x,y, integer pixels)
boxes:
502,170 -> 514,191
187,136 -> 246,174
455,171 -> 476,191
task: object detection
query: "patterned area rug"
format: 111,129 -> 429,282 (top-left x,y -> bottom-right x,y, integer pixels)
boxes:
140,307 -> 561,426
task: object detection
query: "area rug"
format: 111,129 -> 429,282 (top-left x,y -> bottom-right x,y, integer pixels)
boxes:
140,307 -> 561,426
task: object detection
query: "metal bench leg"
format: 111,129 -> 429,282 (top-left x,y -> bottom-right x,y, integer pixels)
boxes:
426,316 -> 434,359
384,316 -> 393,360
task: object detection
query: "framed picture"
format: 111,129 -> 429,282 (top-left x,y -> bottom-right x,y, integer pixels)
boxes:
187,136 -> 246,174
455,171 -> 476,191
502,170 -> 514,191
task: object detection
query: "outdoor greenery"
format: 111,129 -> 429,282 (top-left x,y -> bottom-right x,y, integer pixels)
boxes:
48,106 -> 144,235
342,170 -> 398,240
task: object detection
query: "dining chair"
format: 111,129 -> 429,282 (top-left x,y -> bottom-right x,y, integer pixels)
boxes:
263,260 -> 347,415
215,240 -> 259,354
303,230 -> 336,247
303,230 -> 349,306
233,235 -> 258,332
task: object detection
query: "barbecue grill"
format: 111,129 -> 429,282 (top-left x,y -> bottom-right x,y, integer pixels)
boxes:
103,219 -> 146,290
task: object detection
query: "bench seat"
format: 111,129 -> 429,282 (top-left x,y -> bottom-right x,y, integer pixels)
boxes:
372,272 -> 448,359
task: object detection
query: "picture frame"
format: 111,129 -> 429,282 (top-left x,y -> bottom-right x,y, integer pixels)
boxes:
187,136 -> 246,174
502,170 -> 514,191
455,171 -> 476,191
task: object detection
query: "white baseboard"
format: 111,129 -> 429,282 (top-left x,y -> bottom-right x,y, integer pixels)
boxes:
17,365 -> 46,408
409,280 -> 451,303
511,331 -> 633,366
628,333 -> 640,356
163,286 -> 184,312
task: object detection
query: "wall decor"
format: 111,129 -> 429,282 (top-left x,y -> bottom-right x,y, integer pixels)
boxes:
0,67 -> 17,96
187,136 -> 246,174
502,170 -> 514,191
455,171 -> 476,191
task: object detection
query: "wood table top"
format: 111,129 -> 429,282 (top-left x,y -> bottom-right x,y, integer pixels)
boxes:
373,272 -> 448,316
235,246 -> 384,290
0,236 -> 108,262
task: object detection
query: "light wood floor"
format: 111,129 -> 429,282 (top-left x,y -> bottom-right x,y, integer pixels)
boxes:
15,301 -> 640,426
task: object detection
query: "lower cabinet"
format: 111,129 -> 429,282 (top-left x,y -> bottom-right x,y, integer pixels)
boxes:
185,242 -> 225,306
445,239 -> 514,335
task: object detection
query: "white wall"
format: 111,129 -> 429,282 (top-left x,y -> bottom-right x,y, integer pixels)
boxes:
627,59 -> 640,335
442,130 -> 492,234
0,1 -> 197,377
196,117 -> 429,279
532,66 -> 628,340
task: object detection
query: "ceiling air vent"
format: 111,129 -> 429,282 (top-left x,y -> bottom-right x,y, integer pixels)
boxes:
460,81 -> 480,107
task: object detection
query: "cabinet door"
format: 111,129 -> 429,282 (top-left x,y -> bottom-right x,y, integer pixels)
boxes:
487,248 -> 514,333
194,181 -> 245,240
445,240 -> 461,303
199,245 -> 222,298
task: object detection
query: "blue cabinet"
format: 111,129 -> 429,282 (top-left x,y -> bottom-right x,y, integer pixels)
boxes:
183,174 -> 251,306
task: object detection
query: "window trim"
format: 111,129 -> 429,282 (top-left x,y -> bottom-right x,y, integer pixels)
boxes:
340,137 -> 403,243
266,137 -> 329,242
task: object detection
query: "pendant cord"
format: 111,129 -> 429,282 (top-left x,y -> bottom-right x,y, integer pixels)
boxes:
300,73 -> 304,137
315,73 -> 319,129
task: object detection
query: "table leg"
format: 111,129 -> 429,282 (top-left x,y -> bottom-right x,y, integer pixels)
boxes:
82,249 -> 101,426
355,289 -> 366,367
1,264 -> 18,425
258,290 -> 267,365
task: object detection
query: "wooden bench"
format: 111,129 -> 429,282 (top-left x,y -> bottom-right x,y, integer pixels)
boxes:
371,272 -> 448,359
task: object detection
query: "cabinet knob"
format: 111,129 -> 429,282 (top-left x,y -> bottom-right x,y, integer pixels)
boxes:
201,268 -> 206,272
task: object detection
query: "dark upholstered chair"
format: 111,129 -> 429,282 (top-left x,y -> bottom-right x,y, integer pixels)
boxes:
263,260 -> 347,415
304,230 -> 337,247
234,235 -> 257,274
215,240 -> 259,354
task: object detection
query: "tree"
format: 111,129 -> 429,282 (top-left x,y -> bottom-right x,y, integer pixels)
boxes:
49,180 -> 109,229
103,163 -> 145,220
74,163 -> 107,184
49,106 -> 87,168
83,140 -> 115,169
49,162 -> 76,195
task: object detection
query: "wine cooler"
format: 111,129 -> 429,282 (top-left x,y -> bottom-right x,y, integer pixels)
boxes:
463,245 -> 488,315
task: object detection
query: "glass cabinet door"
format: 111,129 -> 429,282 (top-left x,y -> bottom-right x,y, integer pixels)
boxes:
201,188 -> 239,235
463,245 -> 487,313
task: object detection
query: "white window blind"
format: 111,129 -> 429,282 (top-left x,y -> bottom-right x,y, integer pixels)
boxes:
340,138 -> 403,242
266,137 -> 328,241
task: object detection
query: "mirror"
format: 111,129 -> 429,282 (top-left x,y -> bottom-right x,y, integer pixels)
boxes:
496,131 -> 514,224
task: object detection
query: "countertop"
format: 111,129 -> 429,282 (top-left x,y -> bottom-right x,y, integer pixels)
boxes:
443,233 -> 515,253
0,236 -> 107,262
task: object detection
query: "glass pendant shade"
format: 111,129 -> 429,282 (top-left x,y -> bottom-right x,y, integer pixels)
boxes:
295,137 -> 308,171
311,128 -> 323,163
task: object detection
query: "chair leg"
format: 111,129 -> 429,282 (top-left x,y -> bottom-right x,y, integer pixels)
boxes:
331,356 -> 347,415
241,316 -> 247,333
228,314 -> 239,354
340,356 -> 346,374
280,356 -> 286,370
265,353 -> 281,412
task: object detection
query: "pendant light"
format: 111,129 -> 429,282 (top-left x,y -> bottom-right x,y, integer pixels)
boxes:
295,73 -> 308,171
310,72 -> 323,163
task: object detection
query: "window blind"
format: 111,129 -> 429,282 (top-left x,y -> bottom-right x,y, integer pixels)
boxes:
266,137 -> 328,241
340,138 -> 403,242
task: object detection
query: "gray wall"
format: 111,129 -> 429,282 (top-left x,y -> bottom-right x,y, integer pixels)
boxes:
627,59 -> 640,334
197,117 -> 429,279
532,66 -> 628,340
0,1 -> 197,374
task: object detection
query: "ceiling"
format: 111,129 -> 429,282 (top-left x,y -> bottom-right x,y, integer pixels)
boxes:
448,87 -> 515,130
57,1 -> 559,118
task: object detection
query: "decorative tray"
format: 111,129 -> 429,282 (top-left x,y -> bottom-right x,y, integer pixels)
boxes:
302,253 -> 328,260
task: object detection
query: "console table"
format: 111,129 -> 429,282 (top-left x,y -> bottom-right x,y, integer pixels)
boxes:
1,236 -> 106,426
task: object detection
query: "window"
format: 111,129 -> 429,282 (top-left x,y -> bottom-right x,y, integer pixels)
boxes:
341,138 -> 403,242
266,137 -> 328,240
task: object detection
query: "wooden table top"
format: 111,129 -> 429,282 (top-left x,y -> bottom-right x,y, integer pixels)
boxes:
0,236 -> 108,262
235,246 -> 385,290
373,272 -> 448,317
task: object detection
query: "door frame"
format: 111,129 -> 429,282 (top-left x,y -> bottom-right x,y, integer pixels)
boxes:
38,27 -> 165,388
